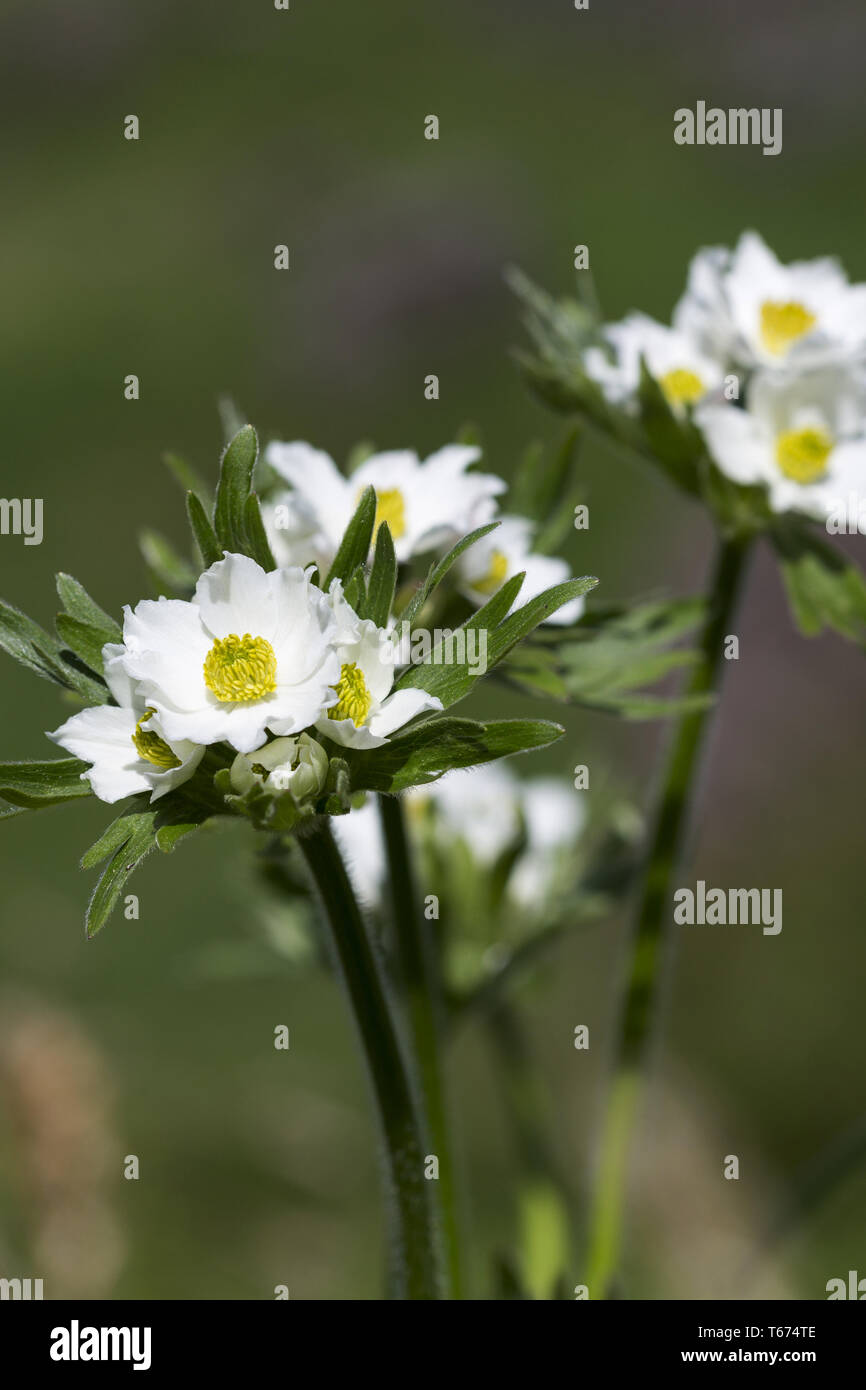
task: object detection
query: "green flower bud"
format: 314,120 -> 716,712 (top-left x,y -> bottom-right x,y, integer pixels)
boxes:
230,734 -> 329,804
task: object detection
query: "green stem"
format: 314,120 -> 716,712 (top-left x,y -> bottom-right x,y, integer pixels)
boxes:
298,817 -> 442,1300
378,792 -> 462,1299
584,533 -> 752,1298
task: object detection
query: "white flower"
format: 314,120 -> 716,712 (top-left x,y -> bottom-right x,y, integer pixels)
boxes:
264,440 -> 506,566
584,312 -> 724,412
457,516 -> 584,626
673,231 -> 866,373
119,553 -> 341,754
316,581 -> 442,748
417,762 -> 522,864
696,365 -> 866,518
414,765 -> 585,904
509,777 -> 586,907
48,644 -> 203,804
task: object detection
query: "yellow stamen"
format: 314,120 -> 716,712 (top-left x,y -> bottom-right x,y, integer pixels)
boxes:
328,662 -> 373,727
131,709 -> 181,769
474,548 -> 509,596
760,300 -> 816,357
203,633 -> 277,703
659,367 -> 705,409
775,426 -> 833,484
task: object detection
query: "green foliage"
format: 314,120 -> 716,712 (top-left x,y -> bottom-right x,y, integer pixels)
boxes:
0,757 -> 92,808
505,598 -> 710,719
396,576 -> 598,710
0,598 -> 108,704
324,485 -> 376,588
772,522 -> 866,642
343,717 -> 565,793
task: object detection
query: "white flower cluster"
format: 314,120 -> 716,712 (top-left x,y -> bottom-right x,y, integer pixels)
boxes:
49,553 -> 442,804
584,231 -> 866,520
262,440 -> 585,626
335,762 -> 585,912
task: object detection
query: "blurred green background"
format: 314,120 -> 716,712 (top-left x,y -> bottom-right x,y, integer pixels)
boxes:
1,0 -> 865,1299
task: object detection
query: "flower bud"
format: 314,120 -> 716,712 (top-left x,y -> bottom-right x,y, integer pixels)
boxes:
230,734 -> 329,804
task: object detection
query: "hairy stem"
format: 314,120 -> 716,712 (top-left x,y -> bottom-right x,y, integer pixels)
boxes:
584,534 -> 752,1298
378,792 -> 462,1298
298,817 -> 443,1299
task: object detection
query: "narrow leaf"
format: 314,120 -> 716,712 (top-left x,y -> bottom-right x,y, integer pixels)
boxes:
0,757 -> 91,808
324,485 -> 376,589
187,491 -> 223,568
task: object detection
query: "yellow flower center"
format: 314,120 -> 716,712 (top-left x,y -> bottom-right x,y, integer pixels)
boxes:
131,710 -> 181,769
775,426 -> 833,484
659,367 -> 705,409
328,661 -> 373,727
203,633 -> 277,703
369,487 -> 407,540
474,548 -> 509,596
760,300 -> 816,357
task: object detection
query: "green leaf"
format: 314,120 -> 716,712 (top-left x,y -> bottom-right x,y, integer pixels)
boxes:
344,716 -> 565,793
242,493 -> 277,572
214,423 -> 259,554
772,522 -> 866,642
363,521 -> 397,627
0,600 -> 109,704
0,757 -> 91,808
554,597 -> 711,718
399,522 -> 500,629
139,529 -> 198,596
56,574 -> 121,642
55,615 -> 111,674
84,811 -> 158,937
187,491 -> 223,568
396,575 -> 596,711
324,485 -> 376,589
343,563 -> 367,615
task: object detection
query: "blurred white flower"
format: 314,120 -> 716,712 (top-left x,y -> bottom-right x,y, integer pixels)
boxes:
584,312 -> 724,413
457,516 -> 584,626
264,440 -> 506,567
697,365 -> 866,518
49,644 -> 203,804
674,231 -> 866,373
510,777 -> 586,907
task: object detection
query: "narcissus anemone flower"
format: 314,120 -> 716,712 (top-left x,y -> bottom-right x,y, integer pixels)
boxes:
457,516 -> 585,626
673,231 -> 866,372
264,440 -> 506,566
120,554 -> 341,754
584,312 -> 724,413
49,644 -> 203,803
697,366 -> 866,518
315,580 -> 442,748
